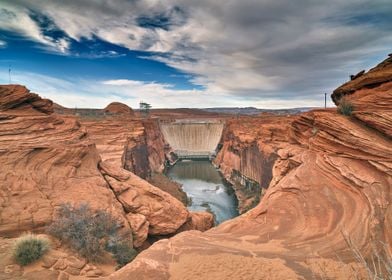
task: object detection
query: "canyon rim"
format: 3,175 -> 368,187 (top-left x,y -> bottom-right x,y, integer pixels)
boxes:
0,1 -> 392,279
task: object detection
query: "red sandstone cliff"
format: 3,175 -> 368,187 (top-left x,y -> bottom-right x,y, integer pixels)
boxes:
0,85 -> 212,254
111,57 -> 392,279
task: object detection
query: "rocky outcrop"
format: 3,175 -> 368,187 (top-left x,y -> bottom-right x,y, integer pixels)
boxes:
0,85 -> 129,237
121,119 -> 171,179
80,117 -> 145,169
332,56 -> 392,137
100,161 -> 189,237
176,212 -> 214,232
104,102 -> 135,116
0,85 -> 212,250
0,85 -> 53,114
112,57 -> 392,279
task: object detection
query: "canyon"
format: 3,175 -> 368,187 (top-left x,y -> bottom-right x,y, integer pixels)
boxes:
0,56 -> 391,279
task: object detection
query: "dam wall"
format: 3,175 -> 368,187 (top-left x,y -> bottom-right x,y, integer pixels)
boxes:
160,120 -> 224,158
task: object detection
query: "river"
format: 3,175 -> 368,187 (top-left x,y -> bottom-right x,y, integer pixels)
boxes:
166,160 -> 239,224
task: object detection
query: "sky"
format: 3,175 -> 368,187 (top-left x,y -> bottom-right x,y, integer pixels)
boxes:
0,0 -> 391,109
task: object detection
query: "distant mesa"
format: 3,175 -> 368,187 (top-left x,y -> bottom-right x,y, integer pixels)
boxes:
104,102 -> 135,116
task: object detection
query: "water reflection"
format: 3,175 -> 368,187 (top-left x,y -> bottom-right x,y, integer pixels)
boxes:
166,160 -> 239,224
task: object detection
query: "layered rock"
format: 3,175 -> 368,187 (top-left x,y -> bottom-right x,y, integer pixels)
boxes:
112,57 -> 392,279
100,161 -> 189,236
0,85 -> 129,236
332,56 -> 392,137
214,116 -> 290,213
0,85 -> 212,251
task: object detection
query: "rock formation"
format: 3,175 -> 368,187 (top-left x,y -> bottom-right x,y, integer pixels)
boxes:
332,56 -> 392,137
0,85 -> 129,237
104,102 -> 135,116
111,56 -> 392,279
1,55 -> 391,279
0,85 -> 213,252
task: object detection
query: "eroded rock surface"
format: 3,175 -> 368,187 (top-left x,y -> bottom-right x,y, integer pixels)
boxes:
0,85 -> 212,251
112,57 -> 392,279
100,161 -> 189,236
0,85 -> 129,237
332,56 -> 392,137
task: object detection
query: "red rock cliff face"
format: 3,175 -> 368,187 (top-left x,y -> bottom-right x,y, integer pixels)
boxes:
122,119 -> 171,179
112,57 -> 392,279
214,116 -> 290,213
0,85 -> 212,249
0,85 -> 129,236
332,56 -> 392,137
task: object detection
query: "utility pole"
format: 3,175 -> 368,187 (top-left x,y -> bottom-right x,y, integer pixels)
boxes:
324,93 -> 327,109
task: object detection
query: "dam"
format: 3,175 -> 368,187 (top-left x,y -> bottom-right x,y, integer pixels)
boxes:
161,119 -> 238,223
159,120 -> 224,159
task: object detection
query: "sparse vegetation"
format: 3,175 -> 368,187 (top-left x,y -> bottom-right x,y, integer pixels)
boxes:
13,233 -> 50,266
106,236 -> 137,268
337,97 -> 354,116
48,203 -> 137,266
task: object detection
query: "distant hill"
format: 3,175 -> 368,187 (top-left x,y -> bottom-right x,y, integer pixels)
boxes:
201,107 -> 316,115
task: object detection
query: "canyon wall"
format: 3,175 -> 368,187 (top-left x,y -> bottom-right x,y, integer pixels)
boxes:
160,121 -> 224,158
112,56 -> 392,279
0,85 -> 129,237
0,86 -> 213,252
214,116 -> 289,212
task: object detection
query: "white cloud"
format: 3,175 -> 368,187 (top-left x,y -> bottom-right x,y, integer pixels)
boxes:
0,3 -> 71,53
0,69 -> 326,109
1,0 -> 392,107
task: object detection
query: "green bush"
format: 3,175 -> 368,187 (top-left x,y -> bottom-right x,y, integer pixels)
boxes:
337,97 -> 354,116
48,203 -> 137,266
13,234 -> 50,265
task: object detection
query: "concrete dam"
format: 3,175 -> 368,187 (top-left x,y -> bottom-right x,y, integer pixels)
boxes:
160,120 -> 224,158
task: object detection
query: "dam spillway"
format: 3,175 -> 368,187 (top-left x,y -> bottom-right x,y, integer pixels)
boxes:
160,120 -> 224,158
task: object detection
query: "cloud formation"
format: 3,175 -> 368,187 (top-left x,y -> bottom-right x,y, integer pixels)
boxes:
1,0 -> 391,107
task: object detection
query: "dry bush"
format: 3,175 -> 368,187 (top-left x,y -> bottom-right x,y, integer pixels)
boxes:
48,203 -> 136,267
13,233 -> 50,265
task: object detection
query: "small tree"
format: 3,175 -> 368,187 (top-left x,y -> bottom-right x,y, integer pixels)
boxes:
139,101 -> 151,118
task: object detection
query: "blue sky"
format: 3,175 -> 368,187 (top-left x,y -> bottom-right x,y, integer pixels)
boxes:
0,0 -> 391,108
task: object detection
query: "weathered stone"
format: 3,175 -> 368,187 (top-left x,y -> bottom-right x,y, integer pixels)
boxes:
65,256 -> 86,269
52,259 -> 67,271
100,161 -> 189,235
126,213 -> 149,248
64,266 -> 81,276
41,255 -> 58,268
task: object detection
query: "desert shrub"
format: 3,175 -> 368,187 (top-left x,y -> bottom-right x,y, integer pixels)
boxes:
337,97 -> 354,116
13,234 -> 50,265
106,237 -> 137,268
48,203 -> 137,266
